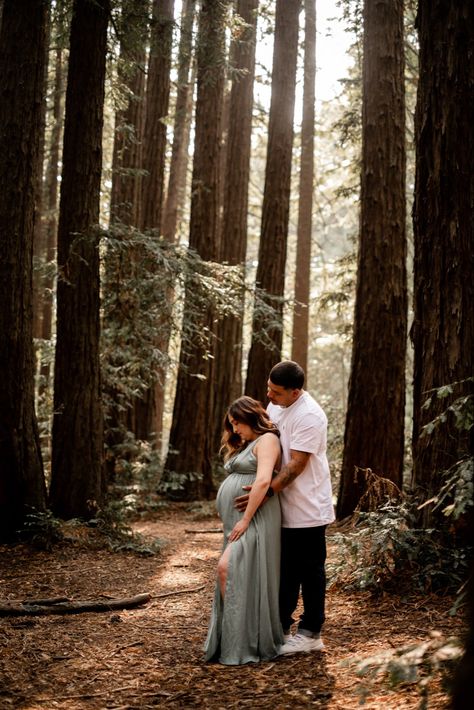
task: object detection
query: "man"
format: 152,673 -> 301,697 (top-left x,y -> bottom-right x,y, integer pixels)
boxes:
236,360 -> 335,654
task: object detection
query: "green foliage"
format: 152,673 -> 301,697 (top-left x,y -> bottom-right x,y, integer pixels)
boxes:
88,500 -> 163,555
422,458 -> 474,522
337,0 -> 364,38
352,632 -> 463,709
157,469 -> 202,500
20,508 -> 64,550
101,224 -> 280,427
421,378 -> 474,437
420,378 -> 474,521
330,501 -> 472,595
18,502 -> 162,556
317,251 -> 357,340
109,433 -> 162,488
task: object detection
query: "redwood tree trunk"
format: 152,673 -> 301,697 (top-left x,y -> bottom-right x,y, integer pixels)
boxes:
139,0 -> 174,233
39,45 -> 65,397
210,0 -> 259,456
133,0 -> 174,443
245,0 -> 300,404
411,1 -> 474,526
336,0 -> 407,520
155,0 -> 196,450
162,0 -> 196,244
50,0 -> 109,519
291,0 -> 316,374
105,0 -> 148,465
0,0 -> 47,539
32,10 -> 51,345
164,0 -> 229,499
110,0 -> 147,228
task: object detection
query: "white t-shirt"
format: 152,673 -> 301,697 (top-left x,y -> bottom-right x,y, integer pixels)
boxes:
267,391 -> 335,528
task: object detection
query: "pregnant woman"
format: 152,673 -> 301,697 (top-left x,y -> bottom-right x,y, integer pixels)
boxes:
204,396 -> 284,665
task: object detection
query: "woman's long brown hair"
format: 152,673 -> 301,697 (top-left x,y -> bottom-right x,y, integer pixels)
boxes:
220,396 -> 279,461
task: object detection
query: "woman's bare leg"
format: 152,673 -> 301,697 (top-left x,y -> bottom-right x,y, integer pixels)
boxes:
216,544 -> 233,598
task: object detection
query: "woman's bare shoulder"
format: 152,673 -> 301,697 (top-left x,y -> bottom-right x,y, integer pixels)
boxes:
255,431 -> 280,452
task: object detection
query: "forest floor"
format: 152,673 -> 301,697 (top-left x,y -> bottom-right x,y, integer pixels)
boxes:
0,502 -> 465,710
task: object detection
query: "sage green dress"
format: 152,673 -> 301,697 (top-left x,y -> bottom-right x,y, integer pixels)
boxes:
204,437 -> 284,665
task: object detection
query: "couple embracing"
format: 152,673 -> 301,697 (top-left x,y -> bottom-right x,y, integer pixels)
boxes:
204,360 -> 335,665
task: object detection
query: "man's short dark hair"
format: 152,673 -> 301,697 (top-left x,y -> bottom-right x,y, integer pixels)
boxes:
269,361 -> 305,390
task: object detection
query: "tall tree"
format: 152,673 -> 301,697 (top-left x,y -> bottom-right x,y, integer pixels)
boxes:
139,0 -> 174,234
155,0 -> 197,448
49,0 -> 110,519
291,0 -> 316,373
133,0 -> 174,443
162,0 -> 196,244
110,0 -> 148,228
411,1 -> 474,526
210,0 -> 259,456
39,40 -> 65,398
245,0 -> 301,404
104,0 -> 148,473
32,8 -> 51,345
336,0 -> 407,520
0,0 -> 48,539
164,0 -> 229,498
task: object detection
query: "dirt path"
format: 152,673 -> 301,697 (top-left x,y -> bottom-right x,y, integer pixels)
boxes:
0,505 -> 463,709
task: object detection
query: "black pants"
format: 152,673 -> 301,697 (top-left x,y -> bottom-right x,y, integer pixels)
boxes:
279,525 -> 327,635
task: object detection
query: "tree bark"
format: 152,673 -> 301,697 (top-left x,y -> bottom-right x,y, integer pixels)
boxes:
291,0 -> 316,374
411,1 -> 474,526
50,0 -> 110,520
0,0 -> 48,540
155,0 -> 197,450
139,0 -> 174,233
133,0 -> 174,443
105,0 -> 148,471
32,9 -> 51,345
245,0 -> 301,404
162,0 -> 196,244
110,0 -> 148,228
337,0 -> 407,520
39,45 -> 65,398
164,0 -> 229,499
210,0 -> 259,456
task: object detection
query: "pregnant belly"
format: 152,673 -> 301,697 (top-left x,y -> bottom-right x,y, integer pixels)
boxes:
216,473 -> 255,521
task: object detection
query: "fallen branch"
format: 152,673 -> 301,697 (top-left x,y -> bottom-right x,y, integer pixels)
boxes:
5,596 -> 70,605
0,593 -> 151,617
185,528 -> 222,534
153,584 -> 206,600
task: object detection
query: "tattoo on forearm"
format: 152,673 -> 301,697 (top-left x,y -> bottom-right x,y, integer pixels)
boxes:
276,464 -> 300,490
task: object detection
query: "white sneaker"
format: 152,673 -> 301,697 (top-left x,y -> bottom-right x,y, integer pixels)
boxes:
278,633 -> 324,655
